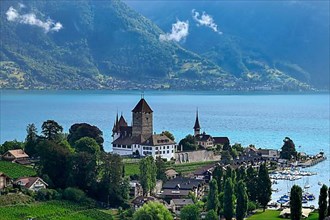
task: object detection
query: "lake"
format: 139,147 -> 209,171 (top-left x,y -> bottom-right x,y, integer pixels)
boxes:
1,90 -> 329,205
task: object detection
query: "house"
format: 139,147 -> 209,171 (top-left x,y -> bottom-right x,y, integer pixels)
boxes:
193,110 -> 230,149
258,149 -> 280,161
193,163 -> 217,182
0,173 -> 11,189
165,169 -> 178,180
14,177 -> 48,191
2,149 -> 29,162
129,180 -> 143,198
131,196 -> 158,210
170,198 -> 194,214
112,98 -> 176,160
161,177 -> 205,201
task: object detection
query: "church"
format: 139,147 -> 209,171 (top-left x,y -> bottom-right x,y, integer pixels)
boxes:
112,97 -> 176,160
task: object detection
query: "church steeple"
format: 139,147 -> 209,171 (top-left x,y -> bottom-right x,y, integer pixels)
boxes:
194,108 -> 201,136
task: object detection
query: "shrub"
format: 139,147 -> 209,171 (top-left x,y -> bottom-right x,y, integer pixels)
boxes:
247,201 -> 257,212
63,187 -> 94,206
36,188 -> 61,201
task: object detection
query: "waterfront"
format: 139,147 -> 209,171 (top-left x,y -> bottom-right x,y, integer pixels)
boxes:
1,90 -> 329,204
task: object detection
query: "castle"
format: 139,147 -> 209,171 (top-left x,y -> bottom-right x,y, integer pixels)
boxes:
112,97 -> 176,160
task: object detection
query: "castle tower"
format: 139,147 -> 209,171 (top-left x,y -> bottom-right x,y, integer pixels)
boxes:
132,98 -> 153,138
193,109 -> 201,136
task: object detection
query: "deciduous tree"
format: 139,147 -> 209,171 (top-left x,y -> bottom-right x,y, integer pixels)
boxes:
133,202 -> 173,220
180,204 -> 200,220
178,134 -> 198,151
205,210 -> 217,220
162,131 -> 175,141
280,137 -> 297,160
156,156 -> 166,182
139,156 -> 157,196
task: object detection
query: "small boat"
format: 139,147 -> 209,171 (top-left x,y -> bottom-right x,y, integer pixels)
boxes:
318,181 -> 323,186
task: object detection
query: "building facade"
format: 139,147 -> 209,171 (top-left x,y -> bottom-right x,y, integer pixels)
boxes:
112,98 -> 176,160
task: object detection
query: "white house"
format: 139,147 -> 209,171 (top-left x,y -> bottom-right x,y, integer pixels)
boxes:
14,177 -> 48,192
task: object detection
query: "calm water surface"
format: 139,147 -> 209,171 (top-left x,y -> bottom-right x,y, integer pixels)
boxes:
1,90 -> 329,205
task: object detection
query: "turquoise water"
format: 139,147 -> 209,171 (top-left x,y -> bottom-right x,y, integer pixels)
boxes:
1,90 -> 329,205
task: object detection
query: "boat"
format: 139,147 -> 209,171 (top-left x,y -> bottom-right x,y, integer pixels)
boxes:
318,181 -> 323,186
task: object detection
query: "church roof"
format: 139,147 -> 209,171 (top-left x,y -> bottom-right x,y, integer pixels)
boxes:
118,115 -> 128,127
132,98 -> 153,113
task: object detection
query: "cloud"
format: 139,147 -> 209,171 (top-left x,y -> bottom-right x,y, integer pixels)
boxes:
159,20 -> 189,42
192,9 -> 222,34
5,6 -> 63,33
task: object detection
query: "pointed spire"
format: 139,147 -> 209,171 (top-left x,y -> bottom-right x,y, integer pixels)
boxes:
194,108 -> 201,129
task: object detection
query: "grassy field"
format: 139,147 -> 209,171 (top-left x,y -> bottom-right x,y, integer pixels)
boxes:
0,200 -> 113,220
124,160 -> 216,176
247,210 -> 319,220
0,160 -> 37,179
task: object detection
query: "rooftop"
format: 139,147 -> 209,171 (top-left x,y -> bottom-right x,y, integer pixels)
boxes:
132,98 -> 153,113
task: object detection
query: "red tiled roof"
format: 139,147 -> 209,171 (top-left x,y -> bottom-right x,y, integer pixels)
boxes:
132,98 -> 153,113
6,149 -> 29,159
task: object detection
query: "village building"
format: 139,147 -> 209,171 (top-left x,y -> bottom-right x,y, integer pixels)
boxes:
2,149 -> 29,163
165,169 -> 178,180
131,196 -> 158,210
14,177 -> 48,192
129,180 -> 143,198
170,198 -> 194,214
112,98 -> 176,160
0,172 -> 11,189
258,149 -> 280,161
193,110 -> 230,149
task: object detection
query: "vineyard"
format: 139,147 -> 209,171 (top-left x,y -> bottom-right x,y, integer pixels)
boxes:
0,161 -> 36,179
0,200 -> 113,220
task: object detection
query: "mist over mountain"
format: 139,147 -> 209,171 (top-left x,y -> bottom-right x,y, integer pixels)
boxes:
126,1 -> 330,89
0,0 -> 327,90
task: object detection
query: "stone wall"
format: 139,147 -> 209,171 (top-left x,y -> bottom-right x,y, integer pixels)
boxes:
175,150 -> 221,164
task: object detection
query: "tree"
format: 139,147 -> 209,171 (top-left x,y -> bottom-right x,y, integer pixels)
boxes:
223,178 -> 234,220
207,179 -> 219,213
162,131 -> 175,141
290,185 -> 302,220
319,184 -> 328,220
25,123 -> 38,156
236,180 -> 248,220
74,137 -> 100,155
205,210 -> 217,220
133,202 -> 173,220
41,120 -> 63,140
178,134 -> 198,151
180,204 -> 200,220
67,123 -> 104,151
156,156 -> 166,182
280,137 -> 297,160
221,150 -> 232,165
139,156 -> 157,196
257,163 -> 272,211
246,166 -> 258,202
328,187 -> 330,217
0,140 -> 24,154
212,165 -> 224,192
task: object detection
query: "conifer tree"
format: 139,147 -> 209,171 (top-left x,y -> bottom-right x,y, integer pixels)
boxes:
246,166 -> 258,202
327,187 -> 330,217
223,178 -> 234,220
290,185 -> 302,220
319,184 -> 328,220
257,163 -> 272,211
207,179 -> 220,213
236,180 -> 248,220
139,156 -> 157,196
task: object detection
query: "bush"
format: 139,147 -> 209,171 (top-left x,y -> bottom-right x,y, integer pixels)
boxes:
36,188 -> 61,201
247,201 -> 257,212
63,187 -> 94,205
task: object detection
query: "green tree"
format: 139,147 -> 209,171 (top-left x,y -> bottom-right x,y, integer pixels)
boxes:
212,165 -> 224,192
328,187 -> 330,217
162,131 -> 175,141
223,178 -> 234,220
236,166 -> 247,183
207,179 -> 219,213
290,185 -> 302,220
319,184 -> 328,220
139,156 -> 157,196
41,120 -> 63,140
257,163 -> 272,211
67,123 -> 104,151
25,123 -> 38,156
246,166 -> 258,202
133,202 -> 173,220
74,137 -> 100,155
178,134 -> 198,151
180,204 -> 200,220
156,156 -> 166,182
0,140 -> 24,154
236,180 -> 248,220
280,137 -> 297,160
205,210 -> 217,220
221,150 -> 232,165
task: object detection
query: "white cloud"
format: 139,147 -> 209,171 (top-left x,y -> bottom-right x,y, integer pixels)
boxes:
5,6 -> 63,33
192,9 -> 222,34
18,3 -> 25,9
159,20 -> 189,42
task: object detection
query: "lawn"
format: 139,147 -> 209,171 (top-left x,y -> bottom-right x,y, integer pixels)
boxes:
0,200 -> 113,220
124,160 -> 216,176
0,160 -> 37,179
247,210 -> 319,220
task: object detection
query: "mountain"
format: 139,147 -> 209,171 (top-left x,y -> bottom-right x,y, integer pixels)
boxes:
0,0 -> 324,90
125,1 -> 329,90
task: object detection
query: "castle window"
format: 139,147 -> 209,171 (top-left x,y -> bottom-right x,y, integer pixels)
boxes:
167,146 -> 169,149
155,147 -> 158,150
167,150 -> 169,154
